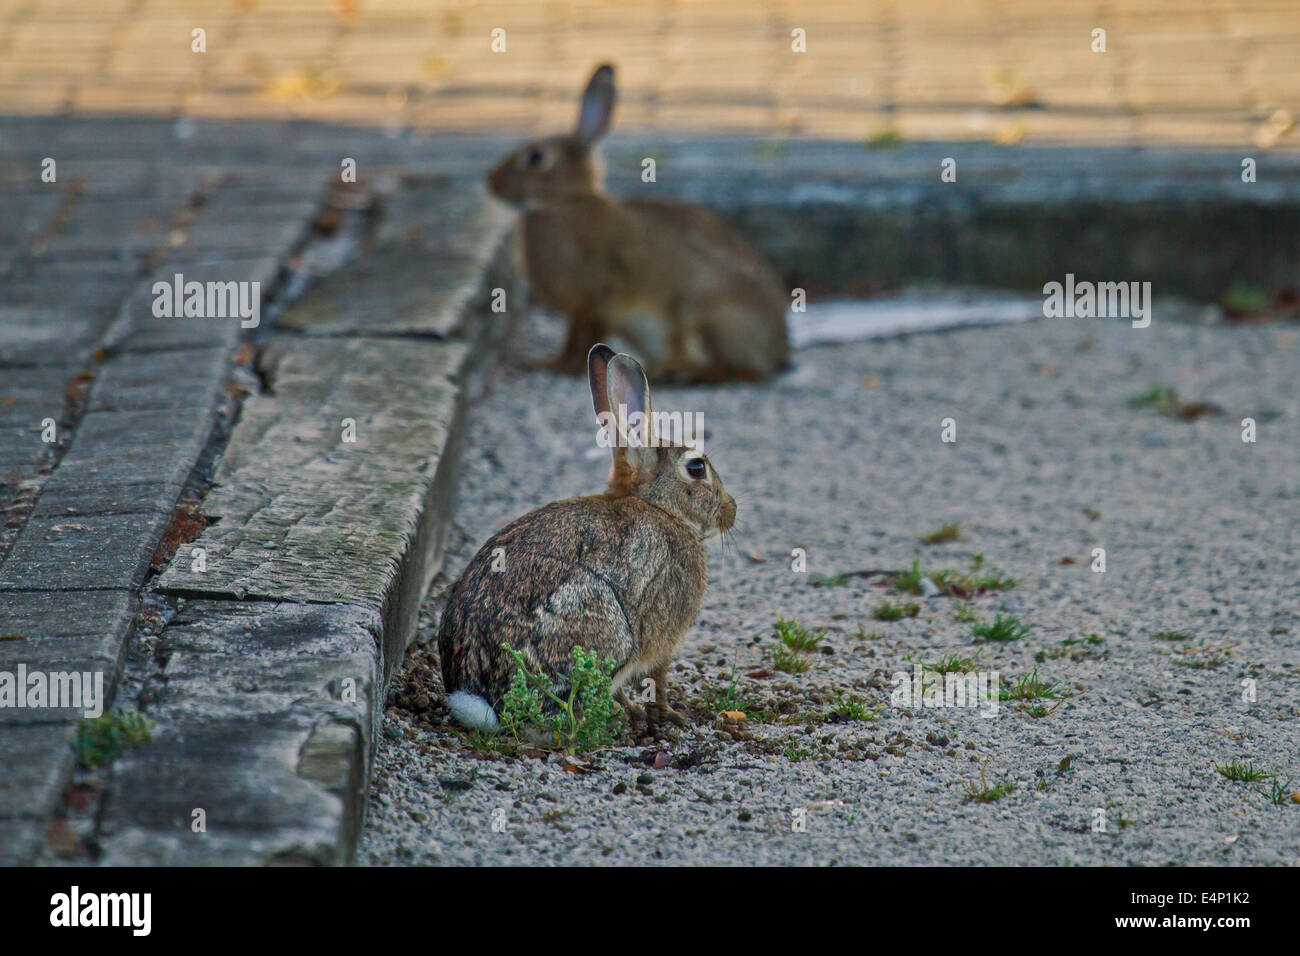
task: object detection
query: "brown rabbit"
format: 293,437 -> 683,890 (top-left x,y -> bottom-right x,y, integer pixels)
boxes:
486,64 -> 790,383
439,343 -> 736,733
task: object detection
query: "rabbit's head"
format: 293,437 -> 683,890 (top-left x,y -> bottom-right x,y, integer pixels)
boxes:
487,64 -> 616,208
588,343 -> 737,538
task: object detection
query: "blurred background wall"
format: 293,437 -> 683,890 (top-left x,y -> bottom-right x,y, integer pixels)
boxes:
0,0 -> 1296,149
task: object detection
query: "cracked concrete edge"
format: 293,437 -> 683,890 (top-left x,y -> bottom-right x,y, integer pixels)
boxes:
95,599 -> 385,866
93,193 -> 521,866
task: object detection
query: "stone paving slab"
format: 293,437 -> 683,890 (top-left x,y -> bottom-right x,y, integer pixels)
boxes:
0,366 -> 71,425
0,818 -> 43,867
154,337 -> 471,670
0,307 -> 104,367
277,185 -> 511,339
181,200 -> 316,255
86,346 -> 229,412
0,722 -> 74,822
2,268 -> 139,319
29,410 -> 214,518
0,512 -> 171,591
29,198 -> 184,260
0,429 -> 53,511
0,191 -> 61,246
97,600 -> 382,865
103,257 -> 281,353
0,589 -> 136,672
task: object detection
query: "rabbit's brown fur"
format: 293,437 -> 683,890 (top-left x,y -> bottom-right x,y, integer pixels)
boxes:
438,344 -> 736,731
486,64 -> 790,383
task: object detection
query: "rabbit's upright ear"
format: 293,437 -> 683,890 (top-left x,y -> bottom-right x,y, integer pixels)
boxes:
606,353 -> 654,451
588,343 -> 616,422
575,64 -> 615,147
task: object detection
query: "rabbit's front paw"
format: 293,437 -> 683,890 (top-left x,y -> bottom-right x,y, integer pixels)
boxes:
615,688 -> 648,728
660,705 -> 689,727
648,703 -> 690,734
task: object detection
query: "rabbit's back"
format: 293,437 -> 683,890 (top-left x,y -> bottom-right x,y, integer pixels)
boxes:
623,198 -> 784,293
520,197 -> 787,378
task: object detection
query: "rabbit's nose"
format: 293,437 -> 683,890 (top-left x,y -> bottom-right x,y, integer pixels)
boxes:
717,495 -> 737,531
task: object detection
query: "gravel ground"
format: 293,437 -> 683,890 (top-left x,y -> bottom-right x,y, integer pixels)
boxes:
358,301 -> 1300,866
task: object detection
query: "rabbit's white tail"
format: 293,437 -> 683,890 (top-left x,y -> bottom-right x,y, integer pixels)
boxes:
446,691 -> 499,732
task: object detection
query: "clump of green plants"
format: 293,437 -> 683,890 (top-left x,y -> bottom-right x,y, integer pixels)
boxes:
750,139 -> 788,160
972,570 -> 1018,590
828,694 -> 883,722
1128,383 -> 1178,410
920,523 -> 961,545
1152,630 -> 1192,641
1000,669 -> 1068,701
866,127 -> 904,148
704,663 -> 774,722
1263,777 -> 1295,805
927,651 -> 981,674
871,599 -> 920,621
892,558 -> 1016,599
1175,642 -> 1232,670
1222,282 -> 1272,316
973,613 -> 1030,643
72,710 -> 153,768
1127,383 -> 1220,420
891,558 -> 931,595
807,572 -> 851,587
771,615 -> 824,673
962,758 -> 1016,803
1215,760 -> 1272,783
498,644 -> 622,752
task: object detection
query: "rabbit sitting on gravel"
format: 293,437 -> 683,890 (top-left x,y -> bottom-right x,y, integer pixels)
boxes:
486,64 -> 790,383
439,343 -> 737,734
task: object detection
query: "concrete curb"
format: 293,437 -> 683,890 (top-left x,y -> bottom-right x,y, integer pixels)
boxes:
93,184 -> 516,865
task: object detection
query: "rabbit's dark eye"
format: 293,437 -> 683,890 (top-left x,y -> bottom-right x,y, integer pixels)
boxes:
525,148 -> 545,168
686,458 -> 707,480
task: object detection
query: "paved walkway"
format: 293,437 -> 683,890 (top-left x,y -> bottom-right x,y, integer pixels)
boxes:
0,0 -> 1297,148
0,115 -> 513,863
